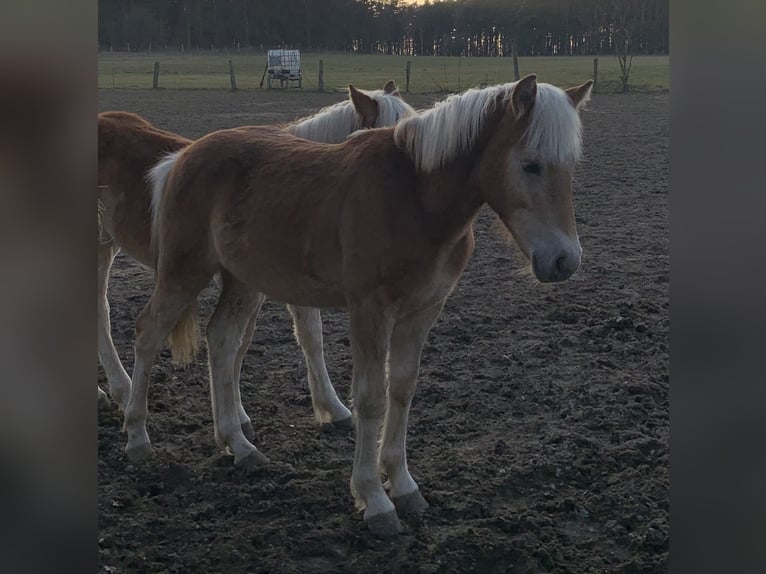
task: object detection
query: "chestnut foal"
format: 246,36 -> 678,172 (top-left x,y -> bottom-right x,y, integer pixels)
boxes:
129,74 -> 592,536
98,82 -> 414,437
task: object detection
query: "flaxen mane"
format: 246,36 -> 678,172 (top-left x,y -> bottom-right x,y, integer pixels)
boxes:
286,88 -> 415,143
394,81 -> 588,173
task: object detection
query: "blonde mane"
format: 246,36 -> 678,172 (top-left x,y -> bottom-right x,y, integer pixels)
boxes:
394,81 -> 586,173
286,88 -> 415,143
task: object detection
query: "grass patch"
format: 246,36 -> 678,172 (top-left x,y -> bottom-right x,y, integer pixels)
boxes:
99,51 -> 668,94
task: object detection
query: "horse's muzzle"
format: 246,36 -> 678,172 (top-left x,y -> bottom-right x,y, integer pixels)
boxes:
531,245 -> 581,283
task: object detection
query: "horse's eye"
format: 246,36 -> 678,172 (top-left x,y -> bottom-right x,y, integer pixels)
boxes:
522,162 -> 541,175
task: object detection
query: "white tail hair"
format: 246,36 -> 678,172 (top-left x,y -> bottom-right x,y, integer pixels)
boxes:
147,150 -> 182,247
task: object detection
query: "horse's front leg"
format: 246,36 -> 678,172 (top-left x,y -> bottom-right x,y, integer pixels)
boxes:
98,241 -> 131,410
379,301 -> 444,516
287,305 -> 352,428
348,300 -> 399,537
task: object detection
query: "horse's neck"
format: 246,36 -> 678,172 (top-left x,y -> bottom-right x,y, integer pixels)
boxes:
416,157 -> 484,246
410,103 -> 507,245
286,105 -> 355,144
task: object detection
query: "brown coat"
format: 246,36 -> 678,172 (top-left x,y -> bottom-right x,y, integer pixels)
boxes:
98,111 -> 190,266
156,124 -> 489,315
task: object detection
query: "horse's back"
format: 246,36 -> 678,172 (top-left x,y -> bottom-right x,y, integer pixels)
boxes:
98,112 -> 190,161
166,125 -> 459,306
163,126 -> 349,298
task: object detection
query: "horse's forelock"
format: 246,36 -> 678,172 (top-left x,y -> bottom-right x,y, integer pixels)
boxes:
522,84 -> 584,166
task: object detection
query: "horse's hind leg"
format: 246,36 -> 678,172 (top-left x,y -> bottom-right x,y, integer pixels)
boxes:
207,273 -> 268,468
379,301 -> 444,516
231,297 -> 266,440
98,241 -> 131,410
348,300 -> 399,537
123,283 -> 201,463
287,305 -> 352,428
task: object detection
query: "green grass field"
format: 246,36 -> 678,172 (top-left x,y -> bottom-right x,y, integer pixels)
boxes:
98,51 -> 668,94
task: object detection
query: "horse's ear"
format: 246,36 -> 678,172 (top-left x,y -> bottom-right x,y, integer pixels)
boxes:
349,84 -> 379,128
383,80 -> 400,97
565,80 -> 594,111
511,74 -> 537,119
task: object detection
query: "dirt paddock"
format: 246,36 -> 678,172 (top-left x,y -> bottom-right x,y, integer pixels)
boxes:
97,88 -> 669,573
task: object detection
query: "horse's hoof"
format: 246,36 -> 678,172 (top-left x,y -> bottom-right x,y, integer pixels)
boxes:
125,442 -> 155,464
365,510 -> 403,538
333,416 -> 354,431
320,416 -> 354,433
393,490 -> 429,516
235,450 -> 269,470
241,421 -> 255,440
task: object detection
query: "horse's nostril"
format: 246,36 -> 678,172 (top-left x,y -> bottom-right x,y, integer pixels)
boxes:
532,251 -> 578,282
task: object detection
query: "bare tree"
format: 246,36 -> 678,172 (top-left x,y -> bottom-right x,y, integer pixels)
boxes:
612,0 -> 637,92
184,0 -> 192,50
489,0 -> 532,81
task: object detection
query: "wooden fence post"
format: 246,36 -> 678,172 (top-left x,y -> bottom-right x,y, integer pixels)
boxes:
593,57 -> 599,91
318,59 -> 324,92
229,59 -> 237,90
152,61 -> 160,89
511,39 -> 520,81
405,60 -> 412,93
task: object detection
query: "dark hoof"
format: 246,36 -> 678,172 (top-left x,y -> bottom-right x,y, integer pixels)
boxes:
320,416 -> 354,433
366,510 -> 402,538
333,416 -> 354,430
125,442 -> 155,464
241,421 -> 256,440
235,450 -> 269,470
393,490 -> 429,516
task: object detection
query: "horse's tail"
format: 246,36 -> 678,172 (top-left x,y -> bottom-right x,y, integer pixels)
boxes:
147,151 -> 199,365
168,301 -> 200,367
147,150 -> 182,255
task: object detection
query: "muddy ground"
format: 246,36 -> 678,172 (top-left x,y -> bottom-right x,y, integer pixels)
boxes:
98,87 -> 669,573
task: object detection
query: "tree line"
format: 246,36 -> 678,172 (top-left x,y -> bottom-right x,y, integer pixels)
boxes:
98,0 -> 668,58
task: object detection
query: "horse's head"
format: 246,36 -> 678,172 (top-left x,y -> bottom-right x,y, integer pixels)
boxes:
348,81 -> 415,129
479,74 -> 592,283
